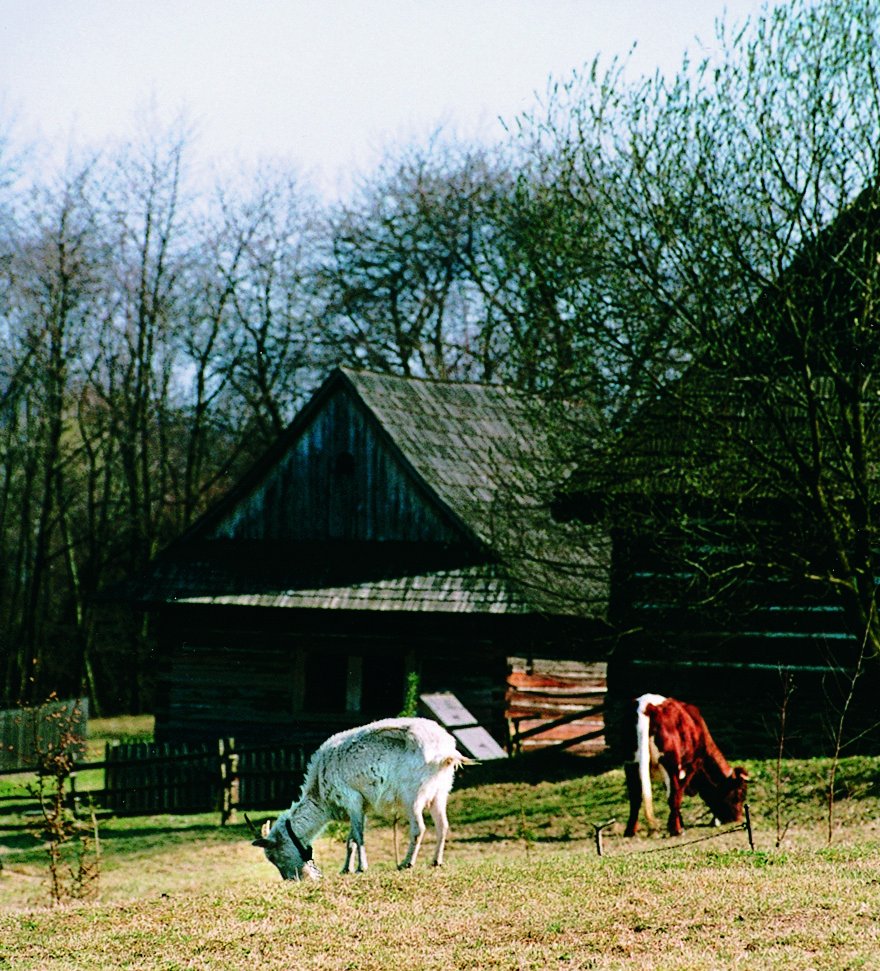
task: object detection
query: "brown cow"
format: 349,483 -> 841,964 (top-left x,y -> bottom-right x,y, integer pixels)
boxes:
624,693 -> 748,837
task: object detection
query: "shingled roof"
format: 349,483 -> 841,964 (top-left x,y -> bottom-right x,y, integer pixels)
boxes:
132,367 -> 610,620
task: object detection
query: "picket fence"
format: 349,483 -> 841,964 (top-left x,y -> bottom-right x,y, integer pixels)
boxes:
95,739 -> 312,820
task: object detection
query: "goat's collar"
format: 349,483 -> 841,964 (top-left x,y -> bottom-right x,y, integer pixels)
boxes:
284,817 -> 313,862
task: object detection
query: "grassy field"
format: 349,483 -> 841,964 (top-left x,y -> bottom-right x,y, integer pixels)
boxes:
1,719 -> 880,969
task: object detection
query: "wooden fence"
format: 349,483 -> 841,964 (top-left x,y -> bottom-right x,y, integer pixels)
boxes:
1,737 -> 313,824
0,698 -> 88,771
506,659 -> 607,756
100,739 -> 312,817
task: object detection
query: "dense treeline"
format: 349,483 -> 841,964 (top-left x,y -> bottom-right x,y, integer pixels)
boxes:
2,0 -> 879,712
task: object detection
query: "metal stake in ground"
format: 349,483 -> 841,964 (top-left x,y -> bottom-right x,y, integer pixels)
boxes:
592,819 -> 616,857
744,803 -> 755,851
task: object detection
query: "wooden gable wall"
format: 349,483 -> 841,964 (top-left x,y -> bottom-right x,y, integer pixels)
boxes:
208,384 -> 465,546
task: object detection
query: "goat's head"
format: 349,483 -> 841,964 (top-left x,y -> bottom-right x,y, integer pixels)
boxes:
246,813 -> 322,881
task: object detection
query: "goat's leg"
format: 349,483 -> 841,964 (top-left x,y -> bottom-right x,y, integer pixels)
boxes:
342,797 -> 368,873
399,803 -> 427,869
428,792 -> 450,867
353,815 -> 368,872
342,830 -> 366,873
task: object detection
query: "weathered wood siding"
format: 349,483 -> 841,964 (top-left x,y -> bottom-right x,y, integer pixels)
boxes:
0,698 -> 88,770
153,607 -> 515,748
209,386 -> 462,544
159,640 -> 408,746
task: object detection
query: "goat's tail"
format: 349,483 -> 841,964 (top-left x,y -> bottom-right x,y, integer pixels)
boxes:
446,752 -> 477,771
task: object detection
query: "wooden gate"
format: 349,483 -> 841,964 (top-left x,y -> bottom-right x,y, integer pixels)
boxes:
506,659 -> 607,755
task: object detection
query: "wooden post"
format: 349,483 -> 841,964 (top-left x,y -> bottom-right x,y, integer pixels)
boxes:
68,769 -> 79,819
508,718 -> 522,756
219,738 -> 239,826
744,803 -> 755,851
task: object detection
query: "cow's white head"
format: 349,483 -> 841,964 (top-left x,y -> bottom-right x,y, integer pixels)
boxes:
247,814 -> 322,881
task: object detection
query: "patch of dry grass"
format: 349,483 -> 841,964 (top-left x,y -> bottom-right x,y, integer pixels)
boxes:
2,752 -> 880,969
3,836 -> 880,970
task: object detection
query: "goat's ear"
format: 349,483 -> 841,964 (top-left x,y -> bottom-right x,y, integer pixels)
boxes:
252,837 -> 274,849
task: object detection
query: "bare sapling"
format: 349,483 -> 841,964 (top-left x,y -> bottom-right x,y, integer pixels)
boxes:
27,696 -> 100,904
825,622 -> 873,845
774,670 -> 795,848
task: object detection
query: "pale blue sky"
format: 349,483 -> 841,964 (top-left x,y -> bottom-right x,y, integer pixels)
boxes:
2,0 -> 769,198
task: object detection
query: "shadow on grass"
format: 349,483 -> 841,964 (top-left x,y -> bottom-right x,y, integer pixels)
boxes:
457,749 -> 617,790
454,831 -> 586,845
0,818 -> 252,853
0,829 -> 41,850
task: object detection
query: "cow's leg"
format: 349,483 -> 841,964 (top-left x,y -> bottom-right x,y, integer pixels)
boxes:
624,761 -> 642,836
667,786 -> 684,836
399,798 -> 427,869
428,792 -> 450,866
660,757 -> 684,836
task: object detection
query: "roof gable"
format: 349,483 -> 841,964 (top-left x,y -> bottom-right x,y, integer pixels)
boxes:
339,367 -> 551,547
206,375 -> 471,546
139,367 -> 610,619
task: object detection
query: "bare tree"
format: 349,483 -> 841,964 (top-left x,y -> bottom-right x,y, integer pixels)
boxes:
521,0 -> 880,656
320,137 -> 504,381
0,160 -> 103,702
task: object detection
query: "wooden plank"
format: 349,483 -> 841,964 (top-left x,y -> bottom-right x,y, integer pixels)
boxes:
510,706 -> 604,742
419,692 -> 478,728
0,698 -> 87,771
452,726 -> 507,760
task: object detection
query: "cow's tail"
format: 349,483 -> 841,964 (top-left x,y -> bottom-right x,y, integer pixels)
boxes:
635,700 -> 658,831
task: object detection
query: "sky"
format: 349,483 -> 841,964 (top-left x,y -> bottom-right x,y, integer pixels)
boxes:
1,1 -> 771,200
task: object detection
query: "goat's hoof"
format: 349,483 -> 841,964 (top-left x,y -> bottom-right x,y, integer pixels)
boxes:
397,862 -> 414,871
431,861 -> 443,868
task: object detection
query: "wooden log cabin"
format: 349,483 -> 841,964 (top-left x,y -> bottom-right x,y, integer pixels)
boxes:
129,367 -> 611,750
557,379 -> 880,759
559,190 -> 880,759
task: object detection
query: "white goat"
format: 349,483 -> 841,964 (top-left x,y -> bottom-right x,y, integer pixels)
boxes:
249,717 -> 468,880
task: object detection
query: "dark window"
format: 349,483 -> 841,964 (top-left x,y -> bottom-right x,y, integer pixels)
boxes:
303,652 -> 348,713
361,656 -> 406,718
